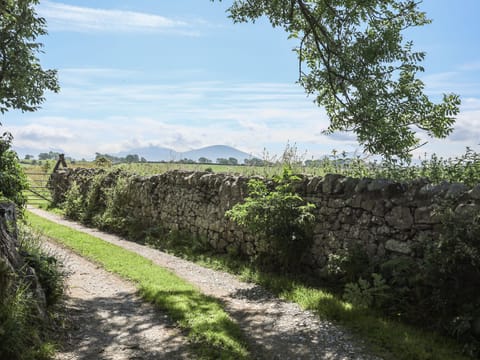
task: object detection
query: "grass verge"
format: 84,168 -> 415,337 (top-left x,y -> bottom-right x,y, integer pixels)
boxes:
26,211 -> 250,360
147,233 -> 471,360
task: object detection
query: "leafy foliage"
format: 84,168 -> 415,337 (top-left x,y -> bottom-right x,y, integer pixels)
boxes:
344,273 -> 389,309
226,167 -> 315,271
63,181 -> 83,220
0,0 -> 59,114
93,156 -> 112,168
303,147 -> 480,186
61,169 -> 145,239
418,204 -> 480,357
214,0 -> 460,159
0,131 -> 27,208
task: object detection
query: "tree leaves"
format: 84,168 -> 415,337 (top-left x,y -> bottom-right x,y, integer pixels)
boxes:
0,0 -> 59,114
214,0 -> 460,160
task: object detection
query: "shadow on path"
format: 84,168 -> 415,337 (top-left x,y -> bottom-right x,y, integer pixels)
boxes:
57,291 -> 191,360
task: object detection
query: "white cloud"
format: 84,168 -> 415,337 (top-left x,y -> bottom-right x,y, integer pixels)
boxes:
461,97 -> 480,111
37,1 -> 202,35
10,124 -> 73,143
8,74 -> 362,159
17,66 -> 480,161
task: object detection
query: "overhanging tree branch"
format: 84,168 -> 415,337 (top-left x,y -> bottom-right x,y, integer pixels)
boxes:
213,0 -> 460,160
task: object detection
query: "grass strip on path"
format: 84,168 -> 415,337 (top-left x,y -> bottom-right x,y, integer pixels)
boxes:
152,239 -> 470,360
242,271 -> 469,360
26,211 -> 250,360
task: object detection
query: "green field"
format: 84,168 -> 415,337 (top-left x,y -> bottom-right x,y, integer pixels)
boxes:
21,147 -> 480,194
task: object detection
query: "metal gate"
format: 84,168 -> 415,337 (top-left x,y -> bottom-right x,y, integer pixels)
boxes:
24,155 -> 68,206
24,171 -> 52,206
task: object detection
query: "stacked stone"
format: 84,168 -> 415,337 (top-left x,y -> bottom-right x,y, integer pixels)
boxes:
49,169 -> 480,274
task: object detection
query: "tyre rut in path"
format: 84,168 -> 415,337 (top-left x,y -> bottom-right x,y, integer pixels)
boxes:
42,239 -> 192,360
30,207 -> 381,360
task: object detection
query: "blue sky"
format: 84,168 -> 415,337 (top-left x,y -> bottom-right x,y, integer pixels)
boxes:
5,0 -> 480,160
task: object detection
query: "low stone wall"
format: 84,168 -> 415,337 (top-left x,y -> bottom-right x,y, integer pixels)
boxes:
50,168 -> 480,273
0,202 -> 47,312
0,202 -> 21,273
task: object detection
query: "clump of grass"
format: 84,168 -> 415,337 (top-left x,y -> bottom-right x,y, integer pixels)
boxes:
26,211 -> 250,359
19,226 -> 66,307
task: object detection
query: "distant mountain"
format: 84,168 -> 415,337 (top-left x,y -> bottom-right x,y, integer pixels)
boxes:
180,145 -> 254,163
115,144 -> 256,163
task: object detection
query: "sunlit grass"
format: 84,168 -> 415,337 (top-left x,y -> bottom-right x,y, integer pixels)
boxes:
26,211 -> 250,359
148,234 -> 470,360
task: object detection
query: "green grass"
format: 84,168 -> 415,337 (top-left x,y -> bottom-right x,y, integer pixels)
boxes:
26,211 -> 250,360
114,161 -> 285,177
147,234 -> 471,360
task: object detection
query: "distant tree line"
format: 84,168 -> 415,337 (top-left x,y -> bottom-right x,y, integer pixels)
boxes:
94,153 -> 147,164
20,151 -> 274,167
20,151 -> 76,165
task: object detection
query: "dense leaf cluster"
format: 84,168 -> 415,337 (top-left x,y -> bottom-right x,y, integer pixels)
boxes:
226,167 -> 316,271
0,131 -> 27,208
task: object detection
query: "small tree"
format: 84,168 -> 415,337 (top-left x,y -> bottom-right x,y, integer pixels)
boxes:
94,156 -> 112,168
198,157 -> 212,164
125,154 -> 140,163
226,167 -> 315,271
216,158 -> 230,165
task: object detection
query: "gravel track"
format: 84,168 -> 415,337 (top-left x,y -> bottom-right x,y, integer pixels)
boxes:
30,206 -> 380,360
42,239 -> 192,360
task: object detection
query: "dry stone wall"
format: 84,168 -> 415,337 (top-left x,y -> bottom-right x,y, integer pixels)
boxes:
0,202 -> 47,313
0,202 -> 22,273
50,168 -> 480,273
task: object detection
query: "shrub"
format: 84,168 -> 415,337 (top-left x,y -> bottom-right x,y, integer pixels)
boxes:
0,131 -> 27,209
96,175 -> 138,237
226,167 -> 315,271
343,273 -> 390,309
63,181 -> 84,220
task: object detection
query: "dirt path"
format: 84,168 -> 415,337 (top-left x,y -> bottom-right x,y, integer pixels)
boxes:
31,207 -> 380,360
43,239 -> 192,360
